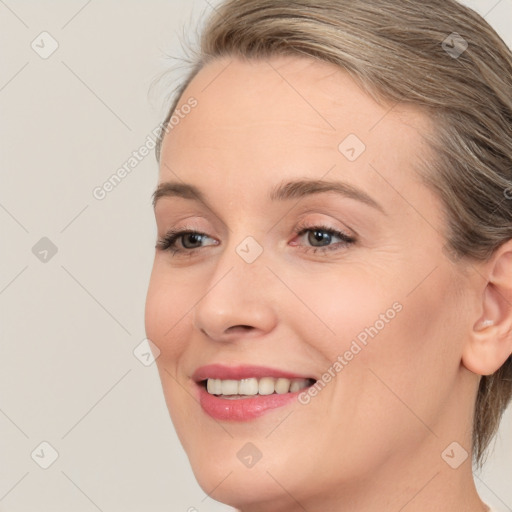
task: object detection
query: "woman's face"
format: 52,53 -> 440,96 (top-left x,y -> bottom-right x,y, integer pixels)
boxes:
145,56 -> 480,510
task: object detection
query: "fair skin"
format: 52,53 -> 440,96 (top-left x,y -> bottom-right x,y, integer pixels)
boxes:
145,55 -> 512,512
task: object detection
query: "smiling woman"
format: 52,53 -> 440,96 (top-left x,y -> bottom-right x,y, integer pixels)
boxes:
144,1 -> 512,511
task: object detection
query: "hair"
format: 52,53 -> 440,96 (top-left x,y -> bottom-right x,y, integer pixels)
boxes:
155,0 -> 512,470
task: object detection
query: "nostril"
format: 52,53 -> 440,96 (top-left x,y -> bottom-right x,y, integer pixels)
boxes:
229,325 -> 252,331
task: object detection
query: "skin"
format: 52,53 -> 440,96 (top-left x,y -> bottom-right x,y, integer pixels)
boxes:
145,55 -> 512,512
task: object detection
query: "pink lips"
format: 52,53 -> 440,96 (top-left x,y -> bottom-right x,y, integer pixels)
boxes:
192,364 -> 315,421
192,364 -> 312,382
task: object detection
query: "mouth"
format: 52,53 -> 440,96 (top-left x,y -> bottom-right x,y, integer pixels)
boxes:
192,364 -> 317,421
200,377 -> 316,399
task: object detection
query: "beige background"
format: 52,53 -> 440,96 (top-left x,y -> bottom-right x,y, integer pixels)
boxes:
0,1 -> 511,511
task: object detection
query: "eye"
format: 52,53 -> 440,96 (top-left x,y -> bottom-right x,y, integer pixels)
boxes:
292,222 -> 356,254
155,223 -> 356,256
155,227 -> 218,256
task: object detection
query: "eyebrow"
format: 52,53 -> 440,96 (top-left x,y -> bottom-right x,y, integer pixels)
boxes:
152,178 -> 386,214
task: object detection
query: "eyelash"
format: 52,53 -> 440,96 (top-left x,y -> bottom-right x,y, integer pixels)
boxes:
155,222 -> 356,256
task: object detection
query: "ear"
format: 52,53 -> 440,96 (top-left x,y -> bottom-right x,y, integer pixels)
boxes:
462,239 -> 512,376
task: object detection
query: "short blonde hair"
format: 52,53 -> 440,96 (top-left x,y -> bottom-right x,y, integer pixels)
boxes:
156,0 -> 512,469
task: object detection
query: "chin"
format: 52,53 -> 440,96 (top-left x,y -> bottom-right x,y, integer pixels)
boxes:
177,433 -> 305,508
191,462 -> 294,511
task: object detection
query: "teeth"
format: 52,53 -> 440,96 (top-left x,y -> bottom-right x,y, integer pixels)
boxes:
207,378 -> 223,395
290,380 -> 305,393
205,377 -> 312,396
239,378 -> 259,395
258,377 -> 275,395
275,378 -> 291,394
221,379 -> 239,395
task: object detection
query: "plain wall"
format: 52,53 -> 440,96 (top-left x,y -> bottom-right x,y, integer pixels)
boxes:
0,0 -> 511,510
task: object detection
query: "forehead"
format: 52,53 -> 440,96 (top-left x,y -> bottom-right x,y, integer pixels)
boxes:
168,56 -> 429,134
158,56 -> 436,217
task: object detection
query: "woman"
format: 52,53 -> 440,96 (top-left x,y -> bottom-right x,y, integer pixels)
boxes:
145,1 -> 512,510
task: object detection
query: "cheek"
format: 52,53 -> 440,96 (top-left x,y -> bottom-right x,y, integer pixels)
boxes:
300,267 -> 463,449
338,270 -> 465,437
144,261 -> 196,359
293,266 -> 402,362
145,268 -> 198,439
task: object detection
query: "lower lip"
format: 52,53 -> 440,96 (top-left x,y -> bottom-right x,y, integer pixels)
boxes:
197,383 -> 306,421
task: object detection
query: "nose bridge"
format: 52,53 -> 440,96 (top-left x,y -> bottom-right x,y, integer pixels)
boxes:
192,229 -> 278,340
212,215 -> 270,288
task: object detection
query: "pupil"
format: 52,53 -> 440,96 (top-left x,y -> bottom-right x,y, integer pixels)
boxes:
184,233 -> 202,248
310,230 -> 329,246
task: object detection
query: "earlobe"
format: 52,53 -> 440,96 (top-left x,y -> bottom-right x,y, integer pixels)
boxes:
461,242 -> 512,376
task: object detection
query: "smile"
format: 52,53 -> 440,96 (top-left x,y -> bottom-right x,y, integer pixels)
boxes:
192,364 -> 317,421
204,377 -> 314,397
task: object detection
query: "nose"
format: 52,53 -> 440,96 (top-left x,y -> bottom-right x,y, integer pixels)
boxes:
192,249 -> 279,343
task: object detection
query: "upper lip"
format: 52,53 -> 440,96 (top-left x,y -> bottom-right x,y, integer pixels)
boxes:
192,364 -> 316,382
